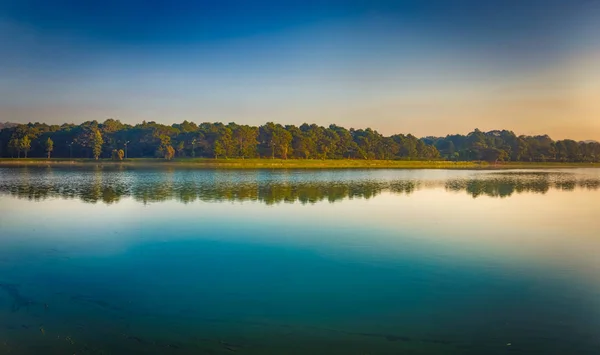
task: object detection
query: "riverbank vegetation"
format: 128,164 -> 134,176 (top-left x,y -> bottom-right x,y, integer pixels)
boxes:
1,120 -> 599,163
1,158 -> 599,169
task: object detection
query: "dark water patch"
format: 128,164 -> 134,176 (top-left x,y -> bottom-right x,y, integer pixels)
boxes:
351,331 -> 456,346
0,283 -> 40,313
70,295 -> 123,312
125,335 -> 144,343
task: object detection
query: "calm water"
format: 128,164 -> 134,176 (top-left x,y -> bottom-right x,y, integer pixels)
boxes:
1,167 -> 600,354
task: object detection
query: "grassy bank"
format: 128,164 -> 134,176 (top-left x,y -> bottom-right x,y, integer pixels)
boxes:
1,158 -> 599,169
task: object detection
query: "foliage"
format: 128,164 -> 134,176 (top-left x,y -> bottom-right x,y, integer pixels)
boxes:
20,136 -> 31,158
426,129 -> 600,163
8,137 -> 19,158
92,129 -> 104,160
0,120 -> 598,162
156,134 -> 175,159
111,149 -> 125,160
165,145 -> 175,160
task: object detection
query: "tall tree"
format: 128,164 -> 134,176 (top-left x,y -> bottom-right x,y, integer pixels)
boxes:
214,126 -> 235,158
273,125 -> 292,159
46,137 -> 54,159
92,129 -> 103,160
213,140 -> 225,159
156,134 -> 175,159
259,122 -> 278,159
8,137 -> 19,158
176,141 -> 186,157
20,135 -> 31,158
234,125 -> 258,158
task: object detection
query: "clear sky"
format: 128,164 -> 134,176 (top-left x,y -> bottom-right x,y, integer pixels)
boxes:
1,0 -> 599,139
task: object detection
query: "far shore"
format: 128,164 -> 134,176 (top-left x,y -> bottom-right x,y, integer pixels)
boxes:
1,158 -> 599,169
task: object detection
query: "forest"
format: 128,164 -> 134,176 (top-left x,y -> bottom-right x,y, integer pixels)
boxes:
0,119 -> 599,162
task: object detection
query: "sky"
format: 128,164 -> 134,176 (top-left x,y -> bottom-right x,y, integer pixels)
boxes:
0,0 -> 599,139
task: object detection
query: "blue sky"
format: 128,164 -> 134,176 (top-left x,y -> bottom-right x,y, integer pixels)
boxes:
1,0 -> 599,139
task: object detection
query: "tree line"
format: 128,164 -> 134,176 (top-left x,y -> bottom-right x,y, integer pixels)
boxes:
0,120 -> 598,162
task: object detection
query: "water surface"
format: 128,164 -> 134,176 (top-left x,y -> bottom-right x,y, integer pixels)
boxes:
1,167 -> 600,354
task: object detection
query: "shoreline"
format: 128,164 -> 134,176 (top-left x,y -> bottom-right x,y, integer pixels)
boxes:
1,158 -> 599,169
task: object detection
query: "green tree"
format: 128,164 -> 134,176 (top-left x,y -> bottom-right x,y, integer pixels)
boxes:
92,129 -> 104,160
214,140 -> 225,158
176,141 -> 186,157
315,128 -> 339,159
8,138 -> 19,158
20,135 -> 31,158
273,125 -> 292,159
234,125 -> 258,158
111,149 -> 125,160
165,145 -> 175,160
214,127 -> 235,158
191,138 -> 197,157
329,125 -> 355,158
46,137 -> 54,158
481,148 -> 508,163
259,122 -> 277,158
290,125 -> 313,159
156,134 -> 175,159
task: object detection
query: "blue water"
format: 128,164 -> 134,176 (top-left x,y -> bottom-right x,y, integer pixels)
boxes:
1,167 -> 600,354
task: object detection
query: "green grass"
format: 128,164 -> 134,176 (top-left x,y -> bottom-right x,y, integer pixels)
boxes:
1,157 -> 599,169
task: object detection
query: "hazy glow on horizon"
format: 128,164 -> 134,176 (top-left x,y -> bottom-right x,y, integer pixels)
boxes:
1,0 -> 599,139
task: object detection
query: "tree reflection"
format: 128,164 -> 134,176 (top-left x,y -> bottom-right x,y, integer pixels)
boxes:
444,172 -> 600,198
1,169 -> 598,205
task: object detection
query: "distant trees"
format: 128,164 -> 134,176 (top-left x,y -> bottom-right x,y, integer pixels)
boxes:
425,129 -> 600,163
0,120 -> 598,162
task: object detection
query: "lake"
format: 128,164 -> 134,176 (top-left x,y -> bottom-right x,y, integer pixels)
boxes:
1,166 -> 599,354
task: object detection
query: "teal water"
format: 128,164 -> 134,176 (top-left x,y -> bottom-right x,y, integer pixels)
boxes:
1,167 -> 600,354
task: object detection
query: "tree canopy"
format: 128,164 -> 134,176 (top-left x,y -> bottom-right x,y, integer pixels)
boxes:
0,121 -> 598,162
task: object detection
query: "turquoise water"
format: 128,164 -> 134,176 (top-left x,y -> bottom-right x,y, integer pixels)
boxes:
1,167 -> 600,354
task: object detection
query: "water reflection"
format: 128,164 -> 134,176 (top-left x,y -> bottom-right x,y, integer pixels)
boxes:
1,167 -> 599,205
2,167 -> 600,355
445,174 -> 600,198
